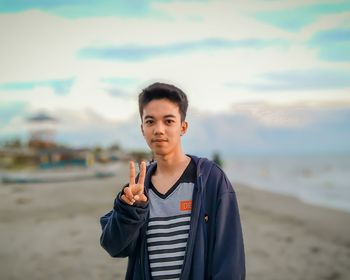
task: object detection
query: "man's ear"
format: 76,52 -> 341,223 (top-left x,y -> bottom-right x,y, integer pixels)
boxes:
141,124 -> 144,136
181,121 -> 188,136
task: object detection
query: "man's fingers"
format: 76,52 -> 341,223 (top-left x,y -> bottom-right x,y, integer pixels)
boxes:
139,193 -> 148,202
137,161 -> 146,186
121,194 -> 134,205
124,187 -> 134,200
125,160 -> 147,205
129,161 -> 136,186
134,193 -> 148,202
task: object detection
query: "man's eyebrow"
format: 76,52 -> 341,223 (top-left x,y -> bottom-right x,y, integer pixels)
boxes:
144,114 -> 176,119
163,114 -> 176,118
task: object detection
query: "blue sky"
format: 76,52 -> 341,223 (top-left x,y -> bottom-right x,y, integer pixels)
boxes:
0,0 -> 349,155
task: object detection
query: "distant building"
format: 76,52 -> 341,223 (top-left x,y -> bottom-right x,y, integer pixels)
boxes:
27,112 -> 58,149
37,147 -> 94,169
0,112 -> 129,170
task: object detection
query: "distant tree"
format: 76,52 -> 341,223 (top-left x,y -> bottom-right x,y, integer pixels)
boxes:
129,150 -> 152,163
3,138 -> 23,148
212,151 -> 223,167
93,145 -> 102,154
109,143 -> 121,151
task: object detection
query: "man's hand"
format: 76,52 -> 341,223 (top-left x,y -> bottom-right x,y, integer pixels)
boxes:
121,161 -> 148,205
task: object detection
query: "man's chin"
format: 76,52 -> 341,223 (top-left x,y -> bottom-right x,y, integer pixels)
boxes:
152,148 -> 170,156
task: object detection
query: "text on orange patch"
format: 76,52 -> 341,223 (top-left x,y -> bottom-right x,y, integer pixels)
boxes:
180,200 -> 192,211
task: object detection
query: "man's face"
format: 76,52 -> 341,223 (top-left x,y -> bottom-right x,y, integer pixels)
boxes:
141,99 -> 188,156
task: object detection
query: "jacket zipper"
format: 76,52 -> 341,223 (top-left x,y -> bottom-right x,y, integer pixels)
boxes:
180,173 -> 203,279
142,169 -> 152,280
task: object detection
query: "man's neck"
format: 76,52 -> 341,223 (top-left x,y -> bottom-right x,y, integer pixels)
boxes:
154,151 -> 189,175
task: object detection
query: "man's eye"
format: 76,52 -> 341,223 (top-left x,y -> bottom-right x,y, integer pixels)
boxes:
165,119 -> 174,124
145,120 -> 153,124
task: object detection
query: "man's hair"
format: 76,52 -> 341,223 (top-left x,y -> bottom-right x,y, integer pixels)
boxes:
138,82 -> 188,121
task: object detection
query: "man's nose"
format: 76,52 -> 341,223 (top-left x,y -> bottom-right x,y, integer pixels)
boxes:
153,122 -> 165,134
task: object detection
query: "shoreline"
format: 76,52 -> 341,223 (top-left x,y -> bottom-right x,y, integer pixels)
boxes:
234,183 -> 350,245
235,180 -> 350,215
223,154 -> 350,216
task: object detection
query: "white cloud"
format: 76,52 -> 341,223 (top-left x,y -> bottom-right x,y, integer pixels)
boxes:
0,5 -> 289,83
1,99 -> 349,156
231,102 -> 314,127
0,2 -> 349,126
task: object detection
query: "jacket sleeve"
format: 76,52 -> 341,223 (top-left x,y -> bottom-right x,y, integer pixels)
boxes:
99,192 -> 149,258
212,175 -> 246,279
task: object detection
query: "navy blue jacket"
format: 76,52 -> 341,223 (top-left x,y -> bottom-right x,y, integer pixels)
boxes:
100,155 -> 245,279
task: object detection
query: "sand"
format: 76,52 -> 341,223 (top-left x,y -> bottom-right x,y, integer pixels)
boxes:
0,162 -> 349,280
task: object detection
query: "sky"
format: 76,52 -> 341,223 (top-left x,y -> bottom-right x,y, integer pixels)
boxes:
0,0 -> 349,156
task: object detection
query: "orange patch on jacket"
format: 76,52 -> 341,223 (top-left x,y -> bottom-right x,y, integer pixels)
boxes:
180,200 -> 192,211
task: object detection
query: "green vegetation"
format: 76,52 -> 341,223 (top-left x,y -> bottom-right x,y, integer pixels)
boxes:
1,137 -> 23,148
129,150 -> 153,163
212,151 -> 223,167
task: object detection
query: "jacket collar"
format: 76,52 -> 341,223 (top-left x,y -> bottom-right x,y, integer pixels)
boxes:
143,154 -> 212,194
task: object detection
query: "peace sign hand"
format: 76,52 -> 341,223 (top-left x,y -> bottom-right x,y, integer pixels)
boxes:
121,161 -> 148,205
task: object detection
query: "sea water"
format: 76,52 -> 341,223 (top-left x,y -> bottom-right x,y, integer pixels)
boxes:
223,154 -> 350,213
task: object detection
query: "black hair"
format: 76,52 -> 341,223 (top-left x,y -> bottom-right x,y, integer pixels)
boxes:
138,82 -> 188,121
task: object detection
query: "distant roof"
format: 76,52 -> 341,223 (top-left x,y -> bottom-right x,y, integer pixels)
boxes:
27,113 -> 58,122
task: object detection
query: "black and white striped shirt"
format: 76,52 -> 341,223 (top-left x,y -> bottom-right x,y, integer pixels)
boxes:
146,159 -> 196,280
147,213 -> 191,279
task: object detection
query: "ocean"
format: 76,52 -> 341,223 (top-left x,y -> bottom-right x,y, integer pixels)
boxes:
223,154 -> 350,213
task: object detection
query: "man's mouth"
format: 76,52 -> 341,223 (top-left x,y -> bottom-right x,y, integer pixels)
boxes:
152,139 -> 167,143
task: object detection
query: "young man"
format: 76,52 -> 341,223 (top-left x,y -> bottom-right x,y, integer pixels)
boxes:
100,82 -> 245,279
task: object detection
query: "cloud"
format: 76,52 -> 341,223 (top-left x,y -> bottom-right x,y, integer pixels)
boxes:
43,109 -> 145,149
0,75 -> 140,123
184,105 -> 350,156
229,102 -> 312,128
0,101 -> 29,127
27,112 -> 58,122
0,9 -> 288,86
78,38 -> 285,61
0,0 -> 211,19
0,0 -> 156,18
105,88 -> 135,98
254,1 -> 350,31
226,69 -> 350,92
0,78 -> 75,95
101,77 -> 139,86
309,28 -> 350,61
1,1 -> 350,141
1,103 -> 349,155
99,77 -> 140,98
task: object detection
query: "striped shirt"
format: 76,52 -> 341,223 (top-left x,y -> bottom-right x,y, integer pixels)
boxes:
146,159 -> 196,280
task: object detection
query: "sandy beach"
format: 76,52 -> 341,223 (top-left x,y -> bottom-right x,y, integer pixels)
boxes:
1,162 -> 349,280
